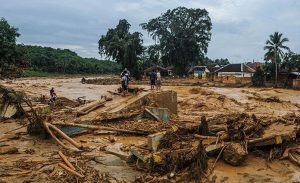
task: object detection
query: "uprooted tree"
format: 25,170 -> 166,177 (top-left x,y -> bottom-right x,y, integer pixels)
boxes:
0,17 -> 29,79
141,7 -> 212,75
0,18 -> 29,120
98,19 -> 144,79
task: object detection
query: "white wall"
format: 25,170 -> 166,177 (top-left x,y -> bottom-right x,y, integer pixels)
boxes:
218,72 -> 253,77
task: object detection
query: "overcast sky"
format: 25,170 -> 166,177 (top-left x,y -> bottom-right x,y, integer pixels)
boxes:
1,0 -> 300,63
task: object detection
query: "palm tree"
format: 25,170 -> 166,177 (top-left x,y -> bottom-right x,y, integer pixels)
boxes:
264,32 -> 290,87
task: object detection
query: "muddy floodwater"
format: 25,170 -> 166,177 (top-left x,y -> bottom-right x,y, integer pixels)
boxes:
1,77 -> 300,183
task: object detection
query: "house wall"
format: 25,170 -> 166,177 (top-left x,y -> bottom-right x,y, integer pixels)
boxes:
193,71 -> 208,80
215,75 -> 252,84
218,72 -> 253,77
293,79 -> 300,89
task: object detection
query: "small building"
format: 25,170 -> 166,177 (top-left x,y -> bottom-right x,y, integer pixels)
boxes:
288,72 -> 300,88
188,66 -> 210,79
215,63 -> 256,78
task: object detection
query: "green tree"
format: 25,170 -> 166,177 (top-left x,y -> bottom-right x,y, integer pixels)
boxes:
264,32 -> 290,86
282,52 -> 300,72
141,7 -> 212,75
252,67 -> 265,86
0,18 -> 29,79
98,19 -> 143,79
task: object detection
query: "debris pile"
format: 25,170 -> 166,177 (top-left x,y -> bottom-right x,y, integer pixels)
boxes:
129,128 -> 208,182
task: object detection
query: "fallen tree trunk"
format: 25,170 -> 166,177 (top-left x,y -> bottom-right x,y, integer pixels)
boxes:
52,122 -> 149,136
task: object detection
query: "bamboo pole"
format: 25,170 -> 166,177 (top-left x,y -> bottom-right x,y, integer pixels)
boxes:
58,163 -> 84,178
47,123 -> 82,149
42,121 -> 70,150
58,151 -> 76,170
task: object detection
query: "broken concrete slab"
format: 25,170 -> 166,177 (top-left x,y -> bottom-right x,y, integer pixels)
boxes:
148,91 -> 177,115
148,131 -> 166,152
145,107 -> 170,122
105,143 -> 130,161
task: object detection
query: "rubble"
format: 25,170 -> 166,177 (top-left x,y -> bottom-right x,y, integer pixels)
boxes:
222,142 -> 247,166
1,78 -> 300,182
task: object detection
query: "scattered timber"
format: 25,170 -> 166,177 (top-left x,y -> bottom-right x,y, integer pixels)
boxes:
58,163 -> 84,178
58,151 -> 76,170
47,123 -> 82,149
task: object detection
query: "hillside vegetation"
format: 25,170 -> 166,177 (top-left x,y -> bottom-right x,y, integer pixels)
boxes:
19,45 -> 121,76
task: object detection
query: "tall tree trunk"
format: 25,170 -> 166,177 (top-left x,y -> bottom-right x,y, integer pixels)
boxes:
275,47 -> 278,87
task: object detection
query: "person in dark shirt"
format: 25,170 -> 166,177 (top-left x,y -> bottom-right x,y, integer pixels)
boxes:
149,70 -> 157,90
121,72 -> 129,93
50,87 -> 57,102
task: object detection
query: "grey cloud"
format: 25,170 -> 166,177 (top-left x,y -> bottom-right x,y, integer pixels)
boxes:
1,0 -> 300,61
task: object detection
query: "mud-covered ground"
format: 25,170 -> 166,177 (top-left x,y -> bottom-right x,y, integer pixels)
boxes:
1,77 -> 300,183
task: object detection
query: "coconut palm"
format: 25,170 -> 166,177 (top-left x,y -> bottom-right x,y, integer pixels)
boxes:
264,32 -> 290,87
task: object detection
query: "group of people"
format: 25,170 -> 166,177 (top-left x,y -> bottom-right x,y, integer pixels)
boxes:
149,69 -> 162,91
120,68 -> 162,92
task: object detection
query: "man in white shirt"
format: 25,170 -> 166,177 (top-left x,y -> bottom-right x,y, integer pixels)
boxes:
156,70 -> 162,90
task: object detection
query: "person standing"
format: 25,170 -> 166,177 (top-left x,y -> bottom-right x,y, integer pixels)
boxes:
149,70 -> 157,90
121,71 -> 129,93
120,68 -> 130,78
156,70 -> 162,91
50,87 -> 57,102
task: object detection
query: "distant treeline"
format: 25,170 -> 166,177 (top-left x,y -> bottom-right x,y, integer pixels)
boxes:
19,45 -> 121,75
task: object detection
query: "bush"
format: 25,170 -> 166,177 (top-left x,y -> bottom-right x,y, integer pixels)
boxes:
252,67 -> 265,86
